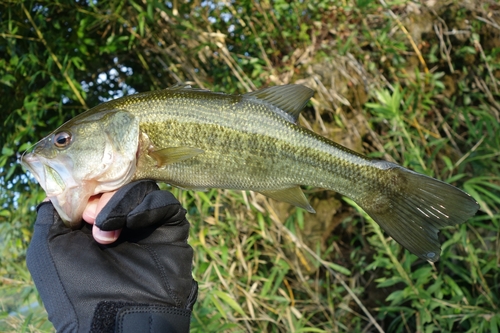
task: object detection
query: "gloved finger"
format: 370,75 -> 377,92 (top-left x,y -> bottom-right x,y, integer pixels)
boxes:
98,188 -> 185,231
34,201 -> 59,227
31,199 -> 91,236
126,190 -> 186,229
94,180 -> 159,231
33,201 -> 83,239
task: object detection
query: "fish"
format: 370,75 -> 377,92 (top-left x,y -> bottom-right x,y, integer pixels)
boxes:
21,83 -> 479,262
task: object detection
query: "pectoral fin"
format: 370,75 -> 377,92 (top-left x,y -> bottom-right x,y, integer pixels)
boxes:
259,187 -> 315,213
149,146 -> 204,167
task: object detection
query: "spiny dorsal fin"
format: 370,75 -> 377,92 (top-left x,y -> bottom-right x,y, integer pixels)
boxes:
244,85 -> 314,123
165,82 -> 213,93
166,82 -> 193,90
259,187 -> 316,213
165,83 -> 226,95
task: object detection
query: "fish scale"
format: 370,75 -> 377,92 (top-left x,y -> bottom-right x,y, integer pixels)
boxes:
21,83 -> 479,262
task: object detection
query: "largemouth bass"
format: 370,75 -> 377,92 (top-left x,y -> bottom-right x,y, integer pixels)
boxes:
21,84 -> 479,262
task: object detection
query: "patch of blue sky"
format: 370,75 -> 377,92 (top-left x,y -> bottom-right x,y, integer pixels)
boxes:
81,58 -> 136,102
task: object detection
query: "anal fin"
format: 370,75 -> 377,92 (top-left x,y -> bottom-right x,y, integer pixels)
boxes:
259,187 -> 315,213
149,146 -> 204,167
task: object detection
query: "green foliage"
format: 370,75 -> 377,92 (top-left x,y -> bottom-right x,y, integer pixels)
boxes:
1,0 -> 499,332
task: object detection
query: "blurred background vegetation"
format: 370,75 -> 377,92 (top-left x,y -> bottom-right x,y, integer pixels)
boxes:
1,0 -> 500,332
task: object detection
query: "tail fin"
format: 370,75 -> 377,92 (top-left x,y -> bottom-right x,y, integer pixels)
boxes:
360,162 -> 479,262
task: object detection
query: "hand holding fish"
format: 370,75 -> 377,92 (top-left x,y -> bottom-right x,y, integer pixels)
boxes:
26,181 -> 198,332
43,190 -> 122,244
82,191 -> 121,244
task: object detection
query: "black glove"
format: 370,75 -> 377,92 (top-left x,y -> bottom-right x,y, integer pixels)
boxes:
26,180 -> 198,333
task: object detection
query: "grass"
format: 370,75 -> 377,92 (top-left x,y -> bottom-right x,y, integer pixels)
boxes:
1,0 -> 500,332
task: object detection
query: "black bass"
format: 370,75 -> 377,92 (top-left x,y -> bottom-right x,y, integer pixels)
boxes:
21,84 -> 479,262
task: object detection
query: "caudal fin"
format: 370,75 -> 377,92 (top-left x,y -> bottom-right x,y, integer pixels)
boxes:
360,163 -> 479,262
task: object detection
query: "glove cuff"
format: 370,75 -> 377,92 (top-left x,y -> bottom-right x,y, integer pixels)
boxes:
91,301 -> 191,333
116,305 -> 191,333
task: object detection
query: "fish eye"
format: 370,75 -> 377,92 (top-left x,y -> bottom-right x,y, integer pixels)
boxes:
53,131 -> 72,148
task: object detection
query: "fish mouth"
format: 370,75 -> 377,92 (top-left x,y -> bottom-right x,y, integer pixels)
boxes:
21,151 -> 74,196
20,150 -> 86,227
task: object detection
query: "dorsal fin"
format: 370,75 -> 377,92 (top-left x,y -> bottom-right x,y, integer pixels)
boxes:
244,85 -> 314,123
166,82 -> 193,90
164,82 -> 214,93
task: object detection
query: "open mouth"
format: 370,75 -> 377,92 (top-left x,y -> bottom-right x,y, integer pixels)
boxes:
20,150 -> 82,227
21,153 -> 67,196
20,152 -> 44,187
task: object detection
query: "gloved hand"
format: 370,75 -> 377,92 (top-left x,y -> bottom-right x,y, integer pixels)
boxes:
26,180 -> 198,333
